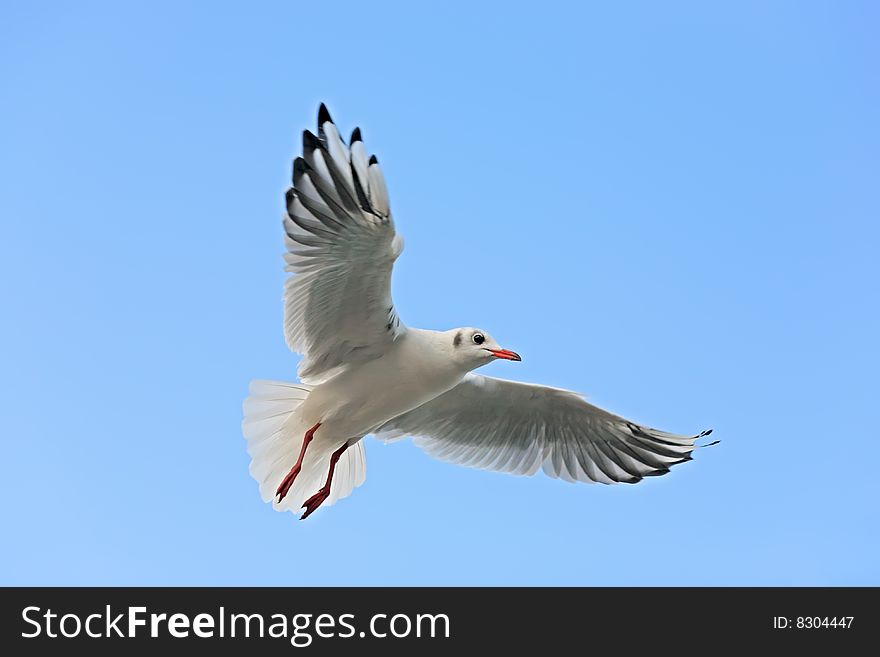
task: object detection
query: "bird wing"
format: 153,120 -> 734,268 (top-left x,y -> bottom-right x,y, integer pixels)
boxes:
375,374 -> 714,483
283,105 -> 405,383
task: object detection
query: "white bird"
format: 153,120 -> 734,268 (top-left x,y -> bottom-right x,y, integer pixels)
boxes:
243,104 -> 715,520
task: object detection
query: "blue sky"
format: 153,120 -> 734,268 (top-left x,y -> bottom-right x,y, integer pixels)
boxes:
2,1 -> 878,585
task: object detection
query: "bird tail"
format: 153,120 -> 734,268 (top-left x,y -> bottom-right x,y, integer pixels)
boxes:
242,380 -> 366,515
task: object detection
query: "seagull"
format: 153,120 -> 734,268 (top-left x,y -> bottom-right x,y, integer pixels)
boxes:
243,104 -> 715,520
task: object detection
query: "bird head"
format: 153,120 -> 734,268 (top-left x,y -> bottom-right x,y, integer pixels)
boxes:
450,328 -> 521,370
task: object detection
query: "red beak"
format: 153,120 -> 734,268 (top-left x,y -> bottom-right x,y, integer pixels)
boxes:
488,348 -> 522,361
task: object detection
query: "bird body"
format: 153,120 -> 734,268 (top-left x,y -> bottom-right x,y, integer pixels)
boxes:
242,104 -> 714,520
299,328 -> 474,441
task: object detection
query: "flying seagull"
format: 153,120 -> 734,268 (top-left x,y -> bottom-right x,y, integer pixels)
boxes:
243,104 -> 715,520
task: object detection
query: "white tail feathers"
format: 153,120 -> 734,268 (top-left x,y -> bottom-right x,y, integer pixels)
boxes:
242,380 -> 366,515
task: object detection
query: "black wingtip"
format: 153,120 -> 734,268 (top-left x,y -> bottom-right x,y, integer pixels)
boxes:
292,156 -> 310,177
318,103 -> 332,125
302,129 -> 321,151
351,127 -> 362,143
368,154 -> 379,165
699,429 -> 713,438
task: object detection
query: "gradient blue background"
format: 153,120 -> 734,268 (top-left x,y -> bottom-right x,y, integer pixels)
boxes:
2,1 -> 878,585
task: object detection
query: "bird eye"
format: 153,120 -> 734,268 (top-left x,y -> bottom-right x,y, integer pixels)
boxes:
472,333 -> 485,345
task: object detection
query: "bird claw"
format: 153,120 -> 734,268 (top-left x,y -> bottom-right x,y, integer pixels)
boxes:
275,465 -> 301,503
300,487 -> 330,520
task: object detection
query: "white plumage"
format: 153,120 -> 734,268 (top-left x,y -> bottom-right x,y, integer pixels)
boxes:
376,374 -> 714,484
243,380 -> 366,511
242,105 -> 714,520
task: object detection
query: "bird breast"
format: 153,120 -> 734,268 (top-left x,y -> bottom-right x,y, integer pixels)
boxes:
300,331 -> 463,438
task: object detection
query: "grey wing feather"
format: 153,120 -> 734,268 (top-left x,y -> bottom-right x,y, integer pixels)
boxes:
283,105 -> 405,383
375,374 -> 714,484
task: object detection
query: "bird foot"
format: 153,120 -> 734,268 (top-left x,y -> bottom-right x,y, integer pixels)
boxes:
275,464 -> 301,503
300,486 -> 330,520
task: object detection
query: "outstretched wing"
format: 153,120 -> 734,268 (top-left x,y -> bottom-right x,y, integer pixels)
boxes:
283,104 -> 405,383
375,374 -> 715,484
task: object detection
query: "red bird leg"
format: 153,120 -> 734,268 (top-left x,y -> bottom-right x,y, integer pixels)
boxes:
300,442 -> 350,520
275,422 -> 321,503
